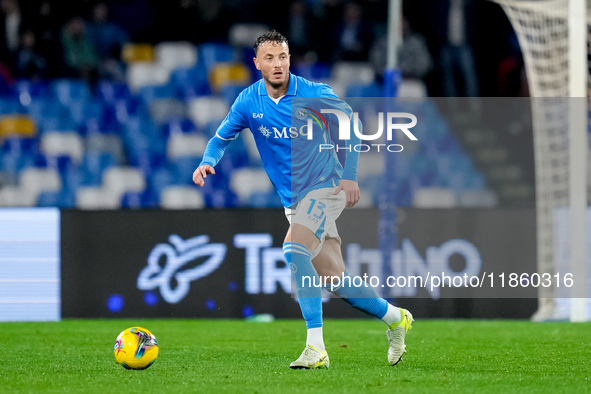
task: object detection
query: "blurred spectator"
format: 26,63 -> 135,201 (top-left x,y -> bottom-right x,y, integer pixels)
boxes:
156,0 -> 202,43
0,0 -> 24,74
194,0 -> 233,43
331,1 -> 373,62
29,0 -> 64,78
397,18 -> 432,80
16,30 -> 48,79
86,2 -> 128,81
439,0 -> 479,97
370,17 -> 432,83
61,16 -> 99,83
286,0 -> 318,63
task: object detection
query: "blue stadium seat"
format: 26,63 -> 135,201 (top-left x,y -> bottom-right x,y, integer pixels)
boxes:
69,99 -> 106,131
345,82 -> 383,97
1,137 -> 38,156
0,97 -> 22,115
161,117 -> 197,136
139,83 -> 178,104
0,154 -> 36,176
13,79 -> 50,106
170,66 -> 211,99
149,167 -> 176,197
291,63 -> 332,81
27,99 -> 76,133
121,190 -> 155,209
169,156 -> 200,184
248,191 -> 282,208
392,178 -> 413,207
82,151 -> 117,180
97,80 -> 131,105
221,84 -> 248,106
224,136 -> 249,168
198,43 -> 238,73
37,189 -> 75,208
51,79 -> 91,107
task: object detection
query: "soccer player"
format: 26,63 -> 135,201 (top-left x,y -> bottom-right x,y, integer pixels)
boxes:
193,30 -> 413,369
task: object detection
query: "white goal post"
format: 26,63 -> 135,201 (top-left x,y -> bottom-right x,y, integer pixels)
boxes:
492,0 -> 590,321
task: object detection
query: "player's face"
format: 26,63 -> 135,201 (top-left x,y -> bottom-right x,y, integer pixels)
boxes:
254,41 -> 290,89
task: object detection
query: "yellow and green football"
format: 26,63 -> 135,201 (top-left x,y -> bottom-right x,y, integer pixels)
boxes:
113,327 -> 159,370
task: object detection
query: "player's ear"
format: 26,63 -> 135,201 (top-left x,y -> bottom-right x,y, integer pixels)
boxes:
253,57 -> 261,70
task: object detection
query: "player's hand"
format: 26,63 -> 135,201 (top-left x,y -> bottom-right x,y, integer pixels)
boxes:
334,179 -> 360,208
192,164 -> 215,187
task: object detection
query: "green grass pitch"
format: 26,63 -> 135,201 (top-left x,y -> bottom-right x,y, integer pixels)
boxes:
1,319 -> 590,393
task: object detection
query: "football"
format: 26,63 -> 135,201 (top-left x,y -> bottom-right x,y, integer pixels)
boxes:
113,327 -> 159,370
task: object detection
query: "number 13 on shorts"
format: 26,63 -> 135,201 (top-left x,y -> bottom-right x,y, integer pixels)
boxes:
306,198 -> 326,223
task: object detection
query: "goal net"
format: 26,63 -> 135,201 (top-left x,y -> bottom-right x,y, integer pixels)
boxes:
493,0 -> 591,321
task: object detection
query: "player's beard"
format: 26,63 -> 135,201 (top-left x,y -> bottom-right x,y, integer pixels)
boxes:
265,73 -> 288,90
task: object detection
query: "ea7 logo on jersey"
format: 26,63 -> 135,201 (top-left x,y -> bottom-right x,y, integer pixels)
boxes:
253,113 -> 264,118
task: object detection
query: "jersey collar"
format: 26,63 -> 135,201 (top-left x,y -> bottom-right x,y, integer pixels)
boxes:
258,73 -> 298,97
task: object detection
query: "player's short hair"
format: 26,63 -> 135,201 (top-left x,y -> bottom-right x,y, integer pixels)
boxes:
253,30 -> 289,56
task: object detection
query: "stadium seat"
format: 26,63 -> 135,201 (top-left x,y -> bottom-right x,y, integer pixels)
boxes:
221,84 -> 248,106
357,153 -> 384,182
169,156 -> 200,183
76,186 -> 120,209
127,62 -> 170,92
37,189 -> 75,208
121,190 -> 155,209
458,189 -> 499,207
19,167 -> 62,206
0,98 -> 22,115
161,117 -> 197,136
82,151 -> 118,179
85,133 -> 125,164
51,79 -> 91,107
96,80 -> 131,105
150,167 -> 176,197
160,185 -> 205,209
332,62 -> 375,86
122,43 -> 155,63
412,187 -> 457,208
187,97 -> 229,128
102,166 -> 146,199
14,79 -> 50,106
1,136 -> 38,156
345,82 -> 383,97
0,115 -> 36,138
0,170 -> 17,187
398,79 -> 428,98
69,99 -> 105,130
170,66 -> 211,99
229,168 -> 273,205
208,62 -> 252,93
290,63 -> 332,81
224,135 -> 250,168
0,185 -> 24,207
40,132 -> 84,164
198,43 -> 238,73
155,41 -> 198,71
247,190 -> 282,208
353,188 -> 376,208
148,98 -> 186,124
229,23 -> 269,47
166,133 -> 208,159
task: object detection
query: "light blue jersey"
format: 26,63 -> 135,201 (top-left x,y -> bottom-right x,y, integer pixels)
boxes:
200,73 -> 359,207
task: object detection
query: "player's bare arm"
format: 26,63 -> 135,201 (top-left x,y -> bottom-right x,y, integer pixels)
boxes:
334,179 -> 360,208
192,164 -> 215,187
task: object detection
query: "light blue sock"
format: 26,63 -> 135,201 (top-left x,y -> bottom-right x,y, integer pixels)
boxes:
331,271 -> 389,319
283,242 -> 323,329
